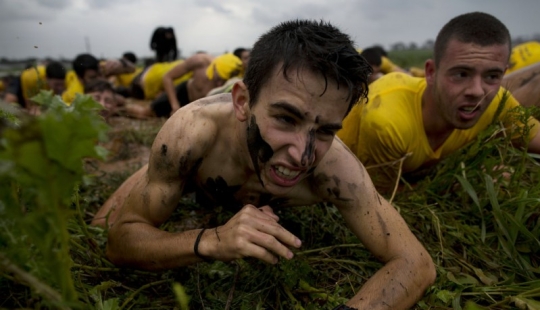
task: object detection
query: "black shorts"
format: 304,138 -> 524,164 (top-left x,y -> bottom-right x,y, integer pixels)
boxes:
150,80 -> 190,117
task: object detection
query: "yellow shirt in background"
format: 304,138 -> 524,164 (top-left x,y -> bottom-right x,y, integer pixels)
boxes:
62,76 -> 84,105
142,60 -> 192,100
338,72 -> 539,174
379,56 -> 402,74
115,67 -> 143,88
65,70 -> 77,86
507,41 -> 540,74
21,65 -> 48,99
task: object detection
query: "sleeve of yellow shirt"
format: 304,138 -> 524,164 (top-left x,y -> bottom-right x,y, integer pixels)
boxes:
338,102 -> 364,156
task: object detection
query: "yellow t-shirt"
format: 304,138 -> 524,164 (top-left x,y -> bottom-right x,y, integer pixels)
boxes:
20,65 -> 48,99
507,41 -> 540,74
379,56 -> 402,74
115,67 -> 143,88
61,76 -> 84,105
142,60 -> 192,100
65,70 -> 77,85
338,72 -> 539,173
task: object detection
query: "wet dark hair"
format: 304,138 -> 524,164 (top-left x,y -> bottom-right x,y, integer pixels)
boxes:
84,78 -> 114,94
434,12 -> 511,66
72,54 -> 99,79
360,47 -> 383,67
243,19 -> 372,115
122,52 -> 137,64
45,61 -> 66,80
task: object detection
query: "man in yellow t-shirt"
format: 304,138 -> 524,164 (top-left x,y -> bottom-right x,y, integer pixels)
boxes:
4,61 -> 66,113
338,12 -> 540,191
62,54 -> 100,104
111,52 -> 142,92
125,53 -> 242,118
507,41 -> 540,74
135,59 -> 191,100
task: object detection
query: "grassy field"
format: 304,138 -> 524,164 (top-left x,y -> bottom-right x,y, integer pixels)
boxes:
1,58 -> 539,309
388,49 -> 432,69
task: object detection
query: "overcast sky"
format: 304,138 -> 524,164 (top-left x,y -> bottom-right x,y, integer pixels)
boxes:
0,0 -> 539,60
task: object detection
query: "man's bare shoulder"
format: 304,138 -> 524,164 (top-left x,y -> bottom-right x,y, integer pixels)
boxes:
308,137 -> 374,206
186,52 -> 214,67
148,94 -> 234,176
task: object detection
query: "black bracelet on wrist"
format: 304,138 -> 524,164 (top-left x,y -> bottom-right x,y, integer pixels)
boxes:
193,228 -> 208,260
332,305 -> 358,310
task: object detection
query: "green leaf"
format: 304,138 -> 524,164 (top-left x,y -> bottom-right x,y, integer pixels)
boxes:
512,296 -> 540,310
435,289 -> 454,304
172,282 -> 190,310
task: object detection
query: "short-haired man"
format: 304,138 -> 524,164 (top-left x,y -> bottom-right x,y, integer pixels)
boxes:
92,20 -> 435,309
4,61 -> 66,114
360,47 -> 384,83
84,79 -> 118,119
338,12 -> 540,191
62,54 -> 135,105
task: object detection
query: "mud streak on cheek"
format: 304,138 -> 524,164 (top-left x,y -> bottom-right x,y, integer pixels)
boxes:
301,129 -> 316,166
246,115 -> 274,186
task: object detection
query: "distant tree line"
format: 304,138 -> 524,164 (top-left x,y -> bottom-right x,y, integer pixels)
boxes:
388,33 -> 540,51
1,34 -> 539,65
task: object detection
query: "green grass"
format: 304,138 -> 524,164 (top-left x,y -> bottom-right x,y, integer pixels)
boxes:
388,49 -> 433,69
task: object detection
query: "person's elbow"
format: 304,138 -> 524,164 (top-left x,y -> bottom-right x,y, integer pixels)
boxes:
105,224 -> 131,267
412,248 -> 437,291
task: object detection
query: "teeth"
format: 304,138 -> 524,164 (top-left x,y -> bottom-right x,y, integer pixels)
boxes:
461,106 -> 476,112
275,165 -> 300,179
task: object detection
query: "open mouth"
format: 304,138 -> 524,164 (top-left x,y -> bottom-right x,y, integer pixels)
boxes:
274,165 -> 301,179
459,105 -> 480,114
269,165 -> 303,187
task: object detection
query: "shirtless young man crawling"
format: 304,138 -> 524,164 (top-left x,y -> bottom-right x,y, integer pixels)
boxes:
93,20 -> 435,309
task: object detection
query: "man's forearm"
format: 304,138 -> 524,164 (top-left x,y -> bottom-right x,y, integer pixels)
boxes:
347,256 -> 435,309
107,223 -> 206,270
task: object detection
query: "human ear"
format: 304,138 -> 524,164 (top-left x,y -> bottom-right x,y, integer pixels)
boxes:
425,59 -> 436,85
232,80 -> 249,122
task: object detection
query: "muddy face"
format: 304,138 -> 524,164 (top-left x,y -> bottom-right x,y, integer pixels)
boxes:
246,115 -> 274,187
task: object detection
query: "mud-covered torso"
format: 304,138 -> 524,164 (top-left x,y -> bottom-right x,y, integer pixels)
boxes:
160,95 -> 357,211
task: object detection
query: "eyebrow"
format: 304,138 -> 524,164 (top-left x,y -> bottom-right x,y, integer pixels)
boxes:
450,65 -> 505,74
269,102 -> 305,120
319,123 -> 343,131
269,102 -> 343,130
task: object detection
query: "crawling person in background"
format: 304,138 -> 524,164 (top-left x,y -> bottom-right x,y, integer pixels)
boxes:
111,52 -> 144,97
126,53 -> 242,118
84,79 -> 120,119
359,47 -> 384,83
92,19 -> 435,310
4,61 -> 66,115
62,53 -> 136,105
502,41 -> 540,108
206,48 -> 250,96
233,47 -> 251,77
506,41 -> 540,75
337,12 -> 540,193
